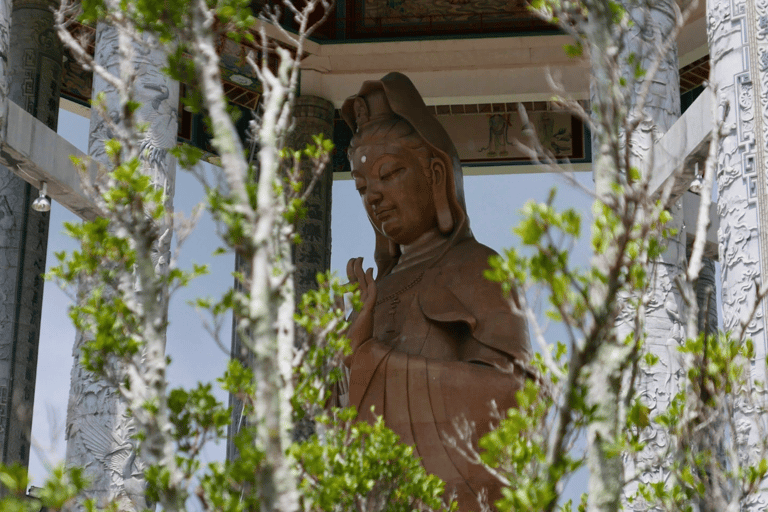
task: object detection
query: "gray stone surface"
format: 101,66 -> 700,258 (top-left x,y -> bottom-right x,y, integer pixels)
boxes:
0,0 -> 60,470
64,22 -> 178,511
8,0 -> 61,130
648,89 -> 713,198
681,190 -> 719,259
695,256 -> 718,336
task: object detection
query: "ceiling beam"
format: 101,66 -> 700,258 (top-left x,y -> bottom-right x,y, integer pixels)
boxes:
0,101 -> 98,220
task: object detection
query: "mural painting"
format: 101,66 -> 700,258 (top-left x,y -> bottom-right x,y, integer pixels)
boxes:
437,104 -> 585,164
355,0 -> 554,35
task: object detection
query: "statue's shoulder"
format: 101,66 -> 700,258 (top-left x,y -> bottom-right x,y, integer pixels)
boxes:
441,236 -> 499,271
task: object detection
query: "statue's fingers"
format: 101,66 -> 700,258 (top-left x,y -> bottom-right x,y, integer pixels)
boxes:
346,258 -> 358,283
364,267 -> 377,302
353,257 -> 367,293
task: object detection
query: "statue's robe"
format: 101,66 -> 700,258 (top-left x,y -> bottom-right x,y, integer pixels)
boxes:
347,234 -> 532,510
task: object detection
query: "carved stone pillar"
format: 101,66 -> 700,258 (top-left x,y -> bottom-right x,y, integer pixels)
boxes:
708,0 -> 768,509
599,0 -> 684,506
622,0 -> 684,368
227,95 -> 334,457
289,95 -> 334,307
64,22 -> 177,510
0,0 -> 61,469
709,0 -> 768,372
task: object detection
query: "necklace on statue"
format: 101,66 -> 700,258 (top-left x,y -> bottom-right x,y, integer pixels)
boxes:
375,271 -> 425,333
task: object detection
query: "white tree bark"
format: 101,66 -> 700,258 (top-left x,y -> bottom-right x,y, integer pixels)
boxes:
64,21 -> 178,511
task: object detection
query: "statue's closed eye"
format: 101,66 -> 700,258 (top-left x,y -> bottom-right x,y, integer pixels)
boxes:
380,167 -> 404,180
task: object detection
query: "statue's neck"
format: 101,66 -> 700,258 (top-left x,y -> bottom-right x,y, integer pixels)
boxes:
391,228 -> 447,274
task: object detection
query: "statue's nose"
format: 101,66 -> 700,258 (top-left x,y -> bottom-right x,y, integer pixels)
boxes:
365,183 -> 383,205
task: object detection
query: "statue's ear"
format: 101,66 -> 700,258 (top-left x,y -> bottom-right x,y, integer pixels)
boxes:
430,157 -> 454,234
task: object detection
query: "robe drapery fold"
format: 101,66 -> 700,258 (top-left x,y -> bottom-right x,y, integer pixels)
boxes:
347,238 -> 531,510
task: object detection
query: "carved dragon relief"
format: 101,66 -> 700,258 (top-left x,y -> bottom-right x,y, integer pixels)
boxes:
66,22 -> 177,511
710,0 -> 765,342
79,413 -> 149,509
86,26 -> 177,279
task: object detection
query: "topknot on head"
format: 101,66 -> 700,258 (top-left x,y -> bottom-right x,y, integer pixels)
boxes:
352,88 -> 395,129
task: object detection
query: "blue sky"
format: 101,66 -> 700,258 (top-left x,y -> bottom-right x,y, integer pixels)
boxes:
31,106 -> 596,503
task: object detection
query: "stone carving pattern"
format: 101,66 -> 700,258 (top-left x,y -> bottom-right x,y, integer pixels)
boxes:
8,1 -> 62,129
713,0 -> 768,356
0,167 -> 50,467
88,24 -> 178,201
610,2 -> 686,506
0,0 -> 10,143
625,201 -> 687,512
290,97 -> 334,305
66,22 -> 177,511
710,0 -> 768,508
287,97 -> 333,382
623,0 -> 681,167
758,0 -> 768,153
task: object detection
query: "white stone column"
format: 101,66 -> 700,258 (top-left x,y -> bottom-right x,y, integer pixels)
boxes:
601,1 -> 685,507
708,0 -> 768,509
709,0 -> 768,371
0,0 -> 61,470
64,22 -> 177,510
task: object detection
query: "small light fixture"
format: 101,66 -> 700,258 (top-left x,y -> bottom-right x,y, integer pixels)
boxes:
32,181 -> 51,212
689,162 -> 703,195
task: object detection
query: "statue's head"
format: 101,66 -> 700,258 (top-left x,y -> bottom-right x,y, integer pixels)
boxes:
342,73 -> 469,274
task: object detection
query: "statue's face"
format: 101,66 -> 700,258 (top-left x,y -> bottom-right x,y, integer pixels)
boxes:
350,141 -> 438,245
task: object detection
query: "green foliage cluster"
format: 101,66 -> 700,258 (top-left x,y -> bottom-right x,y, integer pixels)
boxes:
293,409 -> 453,512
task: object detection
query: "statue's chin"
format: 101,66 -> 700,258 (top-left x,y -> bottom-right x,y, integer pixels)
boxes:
380,222 -> 400,241
381,225 -> 415,246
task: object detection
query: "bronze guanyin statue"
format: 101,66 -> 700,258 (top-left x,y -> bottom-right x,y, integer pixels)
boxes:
341,72 -> 533,510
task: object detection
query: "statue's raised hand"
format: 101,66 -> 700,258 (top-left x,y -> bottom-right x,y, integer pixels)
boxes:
345,257 -> 377,355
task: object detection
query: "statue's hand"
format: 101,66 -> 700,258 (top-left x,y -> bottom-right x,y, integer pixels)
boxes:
346,257 -> 377,355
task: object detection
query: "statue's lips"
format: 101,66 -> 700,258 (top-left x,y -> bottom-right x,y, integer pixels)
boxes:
374,207 -> 396,220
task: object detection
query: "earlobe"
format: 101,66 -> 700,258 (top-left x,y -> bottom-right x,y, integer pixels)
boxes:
431,158 -> 454,234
